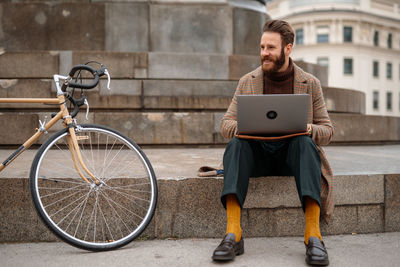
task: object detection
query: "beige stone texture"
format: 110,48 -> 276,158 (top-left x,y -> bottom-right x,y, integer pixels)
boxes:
385,174 -> 400,232
0,52 -> 59,78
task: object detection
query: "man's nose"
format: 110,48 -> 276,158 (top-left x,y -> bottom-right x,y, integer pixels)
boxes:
261,48 -> 269,57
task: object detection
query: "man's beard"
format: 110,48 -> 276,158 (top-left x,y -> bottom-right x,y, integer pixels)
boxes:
262,47 -> 286,75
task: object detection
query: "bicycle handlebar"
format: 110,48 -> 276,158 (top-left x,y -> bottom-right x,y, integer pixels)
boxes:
65,64 -> 108,90
60,63 -> 109,118
66,64 -> 99,90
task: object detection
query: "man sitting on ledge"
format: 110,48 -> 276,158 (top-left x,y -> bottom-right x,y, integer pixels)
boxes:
212,20 -> 334,266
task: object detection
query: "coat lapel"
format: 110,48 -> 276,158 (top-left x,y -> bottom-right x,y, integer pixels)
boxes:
293,64 -> 308,94
250,67 -> 263,94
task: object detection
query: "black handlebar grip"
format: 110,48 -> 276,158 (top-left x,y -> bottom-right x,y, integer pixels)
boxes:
68,64 -> 95,77
67,64 -> 100,89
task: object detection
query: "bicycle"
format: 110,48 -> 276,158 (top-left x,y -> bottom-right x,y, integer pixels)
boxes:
0,63 -> 158,251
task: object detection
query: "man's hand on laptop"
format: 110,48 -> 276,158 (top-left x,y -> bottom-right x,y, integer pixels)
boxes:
307,124 -> 312,136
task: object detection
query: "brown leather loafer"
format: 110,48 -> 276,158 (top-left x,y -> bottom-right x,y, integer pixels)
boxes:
212,233 -> 244,261
305,237 -> 329,266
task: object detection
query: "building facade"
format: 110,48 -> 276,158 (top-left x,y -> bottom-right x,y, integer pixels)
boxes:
267,0 -> 400,116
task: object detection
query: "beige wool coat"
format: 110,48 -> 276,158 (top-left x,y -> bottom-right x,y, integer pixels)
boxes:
220,63 -> 334,223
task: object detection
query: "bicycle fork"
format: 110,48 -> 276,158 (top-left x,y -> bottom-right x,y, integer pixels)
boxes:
60,96 -> 100,186
66,128 -> 101,186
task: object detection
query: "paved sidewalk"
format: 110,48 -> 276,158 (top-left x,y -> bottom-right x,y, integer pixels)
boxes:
1,232 -> 399,267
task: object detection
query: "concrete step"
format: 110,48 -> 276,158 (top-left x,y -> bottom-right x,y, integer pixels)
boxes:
0,76 -> 364,113
0,146 -> 399,242
0,51 -> 330,84
0,111 -> 398,145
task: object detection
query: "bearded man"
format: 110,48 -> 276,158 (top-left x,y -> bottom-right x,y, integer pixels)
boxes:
212,20 -> 334,266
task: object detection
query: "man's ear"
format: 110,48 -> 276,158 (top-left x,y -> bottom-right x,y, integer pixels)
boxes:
285,43 -> 293,56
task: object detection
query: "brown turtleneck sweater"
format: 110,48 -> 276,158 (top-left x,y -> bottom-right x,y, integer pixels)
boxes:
263,58 -> 294,94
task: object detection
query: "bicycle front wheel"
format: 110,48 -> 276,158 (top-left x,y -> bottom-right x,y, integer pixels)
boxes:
30,124 -> 157,251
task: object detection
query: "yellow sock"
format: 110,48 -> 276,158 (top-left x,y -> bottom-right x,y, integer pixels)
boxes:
226,194 -> 242,242
304,197 -> 322,245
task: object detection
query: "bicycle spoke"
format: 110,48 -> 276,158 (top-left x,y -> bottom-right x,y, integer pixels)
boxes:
74,190 -> 92,238
39,184 -> 86,198
103,184 -> 150,208
39,177 -> 87,185
100,190 -> 144,221
84,192 -> 98,242
98,193 -> 126,240
97,199 -> 115,242
48,191 -> 88,218
100,190 -> 136,232
108,182 -> 151,188
59,194 -> 88,228
101,145 -> 126,181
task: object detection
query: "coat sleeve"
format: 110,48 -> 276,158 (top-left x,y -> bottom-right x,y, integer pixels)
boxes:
310,78 -> 334,146
220,78 -> 246,139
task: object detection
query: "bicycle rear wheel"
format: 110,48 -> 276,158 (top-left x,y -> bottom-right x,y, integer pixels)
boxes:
30,124 -> 157,251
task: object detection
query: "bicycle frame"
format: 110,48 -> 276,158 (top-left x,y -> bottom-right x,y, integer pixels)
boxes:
0,75 -> 99,185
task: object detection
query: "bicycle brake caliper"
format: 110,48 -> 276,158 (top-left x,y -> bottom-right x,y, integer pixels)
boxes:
38,116 -> 48,134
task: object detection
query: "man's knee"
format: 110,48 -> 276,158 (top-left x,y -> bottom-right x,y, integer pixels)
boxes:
289,136 -> 316,150
226,137 -> 252,150
224,137 -> 255,167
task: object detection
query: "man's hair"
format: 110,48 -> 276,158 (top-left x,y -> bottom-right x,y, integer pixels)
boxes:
262,20 -> 295,47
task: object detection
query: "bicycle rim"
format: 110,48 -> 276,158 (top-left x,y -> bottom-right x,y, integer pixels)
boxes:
30,124 -> 157,251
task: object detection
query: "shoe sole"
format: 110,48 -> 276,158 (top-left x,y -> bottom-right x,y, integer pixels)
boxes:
306,258 -> 329,266
212,246 -> 244,261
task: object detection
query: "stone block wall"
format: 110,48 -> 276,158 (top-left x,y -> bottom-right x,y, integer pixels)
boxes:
0,0 -> 267,55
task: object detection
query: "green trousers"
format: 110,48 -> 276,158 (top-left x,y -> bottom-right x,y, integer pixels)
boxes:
221,136 -> 321,211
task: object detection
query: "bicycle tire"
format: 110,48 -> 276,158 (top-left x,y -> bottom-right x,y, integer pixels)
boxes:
30,124 -> 157,251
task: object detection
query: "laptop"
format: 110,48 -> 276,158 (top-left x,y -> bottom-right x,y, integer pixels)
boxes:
237,94 -> 310,135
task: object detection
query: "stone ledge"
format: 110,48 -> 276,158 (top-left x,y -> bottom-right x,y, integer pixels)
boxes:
330,113 -> 400,143
0,173 -> 396,241
244,174 -> 384,208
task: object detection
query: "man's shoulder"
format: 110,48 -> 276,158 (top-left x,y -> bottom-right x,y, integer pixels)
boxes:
238,66 -> 262,82
293,63 -> 321,85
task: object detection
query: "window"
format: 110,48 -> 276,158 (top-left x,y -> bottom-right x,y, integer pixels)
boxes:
387,92 -> 392,111
317,57 -> 329,71
373,61 -> 379,78
373,31 -> 379,46
317,26 -> 329,43
388,33 -> 392,49
343,26 -> 352,43
387,62 -> 392,79
344,58 -> 353,75
296,29 -> 304,45
373,91 -> 379,110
